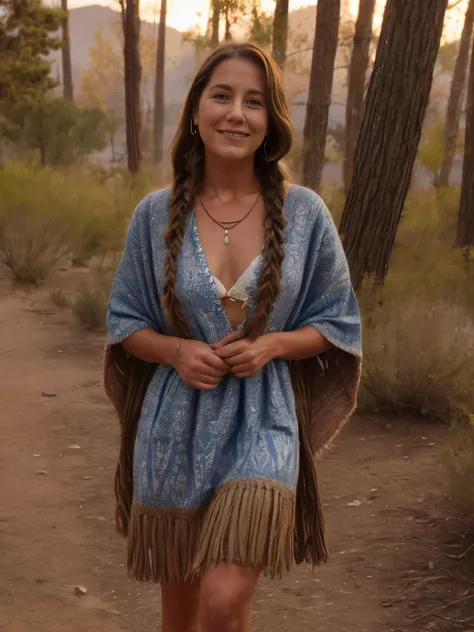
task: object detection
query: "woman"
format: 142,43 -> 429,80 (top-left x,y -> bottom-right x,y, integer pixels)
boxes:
105,42 -> 362,632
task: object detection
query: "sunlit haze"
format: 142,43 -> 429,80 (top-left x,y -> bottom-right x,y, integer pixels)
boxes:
65,0 -> 469,42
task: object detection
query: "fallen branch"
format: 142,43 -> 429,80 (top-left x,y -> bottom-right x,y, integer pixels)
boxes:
446,543 -> 474,560
408,594 -> 474,625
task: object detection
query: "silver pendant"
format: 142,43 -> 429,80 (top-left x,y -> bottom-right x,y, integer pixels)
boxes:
224,230 -> 229,245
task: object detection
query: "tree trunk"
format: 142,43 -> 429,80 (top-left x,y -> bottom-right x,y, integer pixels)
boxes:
153,0 -> 166,164
121,0 -> 142,175
456,30 -> 474,246
211,0 -> 220,47
61,0 -> 74,101
272,0 -> 289,69
343,0 -> 375,193
339,0 -> 448,290
224,4 -> 231,41
302,0 -> 341,192
439,0 -> 474,187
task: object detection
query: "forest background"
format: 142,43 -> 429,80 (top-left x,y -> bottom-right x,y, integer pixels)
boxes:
1,0 -> 474,531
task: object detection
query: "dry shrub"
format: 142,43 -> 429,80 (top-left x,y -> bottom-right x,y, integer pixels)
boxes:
0,161 -> 156,283
72,262 -> 115,331
360,294 -> 474,422
440,423 -> 474,524
0,212 -> 70,284
50,289 -> 69,309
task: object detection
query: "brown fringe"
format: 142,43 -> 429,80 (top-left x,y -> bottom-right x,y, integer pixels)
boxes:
127,479 -> 295,584
128,502 -> 204,582
192,479 -> 295,580
104,342 -> 361,579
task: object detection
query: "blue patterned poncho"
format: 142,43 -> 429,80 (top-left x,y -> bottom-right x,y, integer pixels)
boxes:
104,184 -> 362,583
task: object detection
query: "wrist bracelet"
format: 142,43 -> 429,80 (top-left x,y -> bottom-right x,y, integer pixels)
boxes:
176,338 -> 185,354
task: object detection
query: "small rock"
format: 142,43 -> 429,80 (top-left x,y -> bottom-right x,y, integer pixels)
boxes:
81,476 -> 92,481
428,561 -> 435,571
57,350 -> 63,353
347,500 -> 362,507
68,445 -> 81,450
41,392 -> 57,398
36,578 -> 46,583
33,454 -> 41,458
74,585 -> 88,597
428,443 -> 435,447
35,470 -> 48,476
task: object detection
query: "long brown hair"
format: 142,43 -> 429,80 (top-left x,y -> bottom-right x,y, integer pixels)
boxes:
163,42 -> 293,339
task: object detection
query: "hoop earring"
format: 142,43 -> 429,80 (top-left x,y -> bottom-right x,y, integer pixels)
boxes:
263,138 -> 270,160
190,120 -> 197,136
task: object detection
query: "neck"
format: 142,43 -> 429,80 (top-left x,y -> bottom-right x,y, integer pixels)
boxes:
202,152 -> 260,200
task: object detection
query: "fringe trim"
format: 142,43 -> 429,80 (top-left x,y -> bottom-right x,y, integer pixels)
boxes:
127,478 -> 296,584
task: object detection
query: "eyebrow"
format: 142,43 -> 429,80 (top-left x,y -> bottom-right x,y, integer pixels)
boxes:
209,83 -> 265,98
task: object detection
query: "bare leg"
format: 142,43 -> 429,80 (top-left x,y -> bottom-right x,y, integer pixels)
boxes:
161,577 -> 201,632
199,564 -> 261,632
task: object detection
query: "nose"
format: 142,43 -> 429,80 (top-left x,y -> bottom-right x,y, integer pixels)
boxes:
225,98 -> 245,123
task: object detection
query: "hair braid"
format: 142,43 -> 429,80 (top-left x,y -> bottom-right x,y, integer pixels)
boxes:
163,148 -> 203,338
245,163 -> 287,339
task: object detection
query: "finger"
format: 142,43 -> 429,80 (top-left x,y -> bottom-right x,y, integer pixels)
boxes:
221,351 -> 252,367
193,381 -> 220,391
231,361 -> 259,376
197,363 -> 229,378
213,341 -> 248,359
202,352 -> 232,372
233,370 -> 256,378
192,371 -> 221,385
210,330 -> 245,350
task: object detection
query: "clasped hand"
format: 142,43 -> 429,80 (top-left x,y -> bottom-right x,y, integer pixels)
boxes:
174,330 -> 274,390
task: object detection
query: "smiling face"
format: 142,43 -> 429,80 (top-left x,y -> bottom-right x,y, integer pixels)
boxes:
193,57 -> 269,163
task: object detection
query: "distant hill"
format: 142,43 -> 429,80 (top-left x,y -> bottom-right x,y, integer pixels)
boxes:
49,4 -> 194,109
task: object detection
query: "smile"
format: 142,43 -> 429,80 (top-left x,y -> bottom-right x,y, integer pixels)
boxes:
218,130 -> 250,138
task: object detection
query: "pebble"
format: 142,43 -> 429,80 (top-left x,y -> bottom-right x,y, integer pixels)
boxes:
35,470 -> 48,476
81,476 -> 92,480
33,454 -> 41,458
68,445 -> 81,450
74,585 -> 88,597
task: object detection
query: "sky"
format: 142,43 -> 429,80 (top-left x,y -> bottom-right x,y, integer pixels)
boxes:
65,0 -> 469,41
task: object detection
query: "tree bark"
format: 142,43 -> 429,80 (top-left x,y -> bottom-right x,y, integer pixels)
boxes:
211,0 -> 220,47
121,0 -> 142,175
153,0 -> 166,164
272,0 -> 289,69
456,30 -> 474,246
343,0 -> 375,193
339,0 -> 448,290
439,0 -> 474,187
302,0 -> 340,192
61,0 -> 74,101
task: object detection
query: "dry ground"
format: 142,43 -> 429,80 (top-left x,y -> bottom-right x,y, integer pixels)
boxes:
1,269 -> 473,632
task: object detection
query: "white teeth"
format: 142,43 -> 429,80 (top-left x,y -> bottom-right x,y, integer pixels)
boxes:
221,131 -> 247,138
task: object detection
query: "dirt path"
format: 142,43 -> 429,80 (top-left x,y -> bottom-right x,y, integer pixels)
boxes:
1,275 -> 473,632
